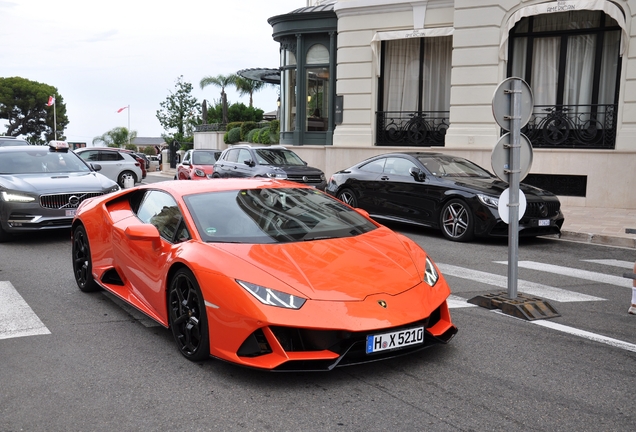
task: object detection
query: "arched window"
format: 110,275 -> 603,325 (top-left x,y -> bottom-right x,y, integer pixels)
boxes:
306,44 -> 329,132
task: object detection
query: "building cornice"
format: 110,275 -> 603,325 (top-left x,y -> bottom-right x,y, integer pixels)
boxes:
333,0 -> 453,17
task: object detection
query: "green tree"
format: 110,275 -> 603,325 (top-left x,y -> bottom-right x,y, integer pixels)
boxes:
205,100 -> 263,125
200,74 -> 236,125
156,76 -> 200,145
0,77 -> 69,144
234,77 -> 269,108
92,127 -> 137,147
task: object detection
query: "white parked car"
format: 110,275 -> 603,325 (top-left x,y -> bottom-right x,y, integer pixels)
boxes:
75,148 -> 143,188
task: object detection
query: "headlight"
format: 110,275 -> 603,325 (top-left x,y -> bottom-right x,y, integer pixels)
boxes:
477,193 -> 499,208
194,168 -> 206,177
106,184 -> 120,194
1,191 -> 36,203
424,256 -> 439,287
237,280 -> 306,309
266,171 -> 287,180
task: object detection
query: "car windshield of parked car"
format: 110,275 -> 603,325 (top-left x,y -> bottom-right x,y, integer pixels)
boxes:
417,155 -> 493,178
192,150 -> 219,165
0,148 -> 92,174
255,149 -> 305,166
184,187 -> 377,244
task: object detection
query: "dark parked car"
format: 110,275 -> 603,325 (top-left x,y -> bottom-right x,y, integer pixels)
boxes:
325,152 -> 564,242
213,145 -> 327,190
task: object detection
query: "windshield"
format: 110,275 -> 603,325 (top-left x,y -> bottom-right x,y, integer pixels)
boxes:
184,187 -> 377,244
417,155 -> 493,178
0,138 -> 29,147
255,149 -> 305,166
0,149 -> 92,174
192,150 -> 220,165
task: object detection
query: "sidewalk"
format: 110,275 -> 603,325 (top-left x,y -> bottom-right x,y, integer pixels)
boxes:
560,206 -> 636,249
147,170 -> 636,248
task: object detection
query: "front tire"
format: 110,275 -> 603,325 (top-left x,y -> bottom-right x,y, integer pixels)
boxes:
168,268 -> 209,361
72,225 -> 99,292
440,199 -> 474,242
337,188 -> 358,207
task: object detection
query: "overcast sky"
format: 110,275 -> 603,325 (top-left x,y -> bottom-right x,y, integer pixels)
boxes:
1,0 -> 303,143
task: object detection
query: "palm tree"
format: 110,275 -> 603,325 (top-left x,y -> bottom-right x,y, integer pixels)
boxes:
93,127 -> 137,148
200,74 -> 237,125
234,77 -> 269,108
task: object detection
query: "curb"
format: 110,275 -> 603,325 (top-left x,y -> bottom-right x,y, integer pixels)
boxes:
559,230 -> 636,249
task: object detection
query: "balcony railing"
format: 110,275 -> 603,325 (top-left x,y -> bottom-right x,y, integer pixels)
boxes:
522,104 -> 617,149
376,111 -> 449,147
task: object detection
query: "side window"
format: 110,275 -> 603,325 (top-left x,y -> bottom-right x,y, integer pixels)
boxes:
225,149 -> 239,163
384,157 -> 416,176
79,150 -> 99,162
136,190 -> 190,242
183,151 -> 191,163
360,158 -> 385,174
100,151 -> 121,162
238,149 -> 252,164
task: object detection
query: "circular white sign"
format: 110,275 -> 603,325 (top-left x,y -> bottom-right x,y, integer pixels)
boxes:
492,77 -> 534,130
497,188 -> 527,224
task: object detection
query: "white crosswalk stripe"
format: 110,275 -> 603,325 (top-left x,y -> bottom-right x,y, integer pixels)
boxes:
0,281 -> 50,340
439,263 -> 605,303
581,259 -> 635,269
495,260 -> 632,287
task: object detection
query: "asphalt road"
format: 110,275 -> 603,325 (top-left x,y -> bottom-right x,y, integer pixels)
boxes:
0,183 -> 634,431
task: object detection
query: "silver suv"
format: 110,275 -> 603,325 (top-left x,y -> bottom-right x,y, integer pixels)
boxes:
75,148 -> 143,188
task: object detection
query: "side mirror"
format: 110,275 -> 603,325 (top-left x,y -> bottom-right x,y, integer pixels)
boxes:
125,224 -> 162,251
244,159 -> 255,167
409,167 -> 425,182
182,160 -> 191,166
91,163 -> 102,172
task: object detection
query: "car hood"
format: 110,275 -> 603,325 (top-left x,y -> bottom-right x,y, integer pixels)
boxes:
212,227 -> 424,301
0,172 -> 116,193
443,176 -> 557,199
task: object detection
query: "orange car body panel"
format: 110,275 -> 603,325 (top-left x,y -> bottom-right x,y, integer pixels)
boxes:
74,179 -> 456,369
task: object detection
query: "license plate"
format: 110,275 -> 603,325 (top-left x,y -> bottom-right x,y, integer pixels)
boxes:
366,326 -> 424,354
538,219 -> 550,226
66,209 -> 76,217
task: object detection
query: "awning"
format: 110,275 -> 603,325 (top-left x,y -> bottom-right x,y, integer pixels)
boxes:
370,27 -> 454,77
499,0 -> 628,60
237,68 -> 281,84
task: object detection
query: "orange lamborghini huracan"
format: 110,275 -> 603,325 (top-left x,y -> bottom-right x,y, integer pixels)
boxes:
71,179 -> 457,371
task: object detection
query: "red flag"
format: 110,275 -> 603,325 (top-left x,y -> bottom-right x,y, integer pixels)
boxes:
47,96 -> 55,106
117,106 -> 128,113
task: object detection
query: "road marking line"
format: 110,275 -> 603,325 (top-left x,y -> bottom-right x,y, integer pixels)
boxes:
447,294 -> 477,308
0,281 -> 51,340
438,264 -> 604,302
581,259 -> 634,269
491,310 -> 636,353
495,261 -> 632,288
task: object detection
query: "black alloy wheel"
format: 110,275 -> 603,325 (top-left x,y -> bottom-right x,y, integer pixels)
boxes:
440,199 -> 474,242
168,268 -> 210,361
72,225 -> 99,292
337,188 -> 358,208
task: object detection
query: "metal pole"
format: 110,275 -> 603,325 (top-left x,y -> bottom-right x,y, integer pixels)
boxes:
507,79 -> 521,299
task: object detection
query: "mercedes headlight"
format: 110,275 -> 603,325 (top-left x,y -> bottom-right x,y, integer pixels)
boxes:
237,280 -> 306,309
424,256 -> 439,287
1,191 -> 36,203
477,194 -> 499,208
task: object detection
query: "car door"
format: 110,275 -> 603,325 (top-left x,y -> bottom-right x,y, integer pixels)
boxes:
343,157 -> 387,215
179,150 -> 193,179
77,149 -> 113,177
97,150 -> 126,181
112,190 -> 190,320
374,156 -> 438,225
214,148 -> 239,178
